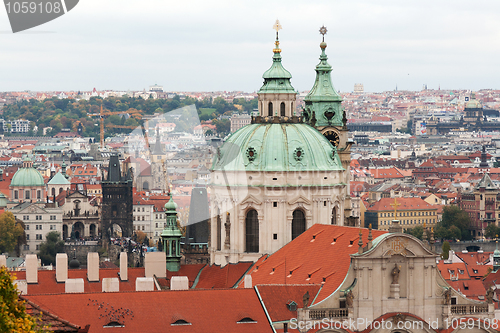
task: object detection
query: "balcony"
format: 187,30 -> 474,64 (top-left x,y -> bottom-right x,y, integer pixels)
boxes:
451,305 -> 488,315
309,308 -> 348,320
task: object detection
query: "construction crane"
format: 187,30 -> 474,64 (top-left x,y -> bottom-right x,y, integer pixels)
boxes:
87,104 -> 144,149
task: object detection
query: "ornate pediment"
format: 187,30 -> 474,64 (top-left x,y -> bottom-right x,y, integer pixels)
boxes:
288,195 -> 312,206
240,194 -> 262,206
19,204 -> 46,214
353,233 -> 437,259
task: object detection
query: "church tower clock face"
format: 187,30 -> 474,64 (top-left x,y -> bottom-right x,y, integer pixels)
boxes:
323,130 -> 340,147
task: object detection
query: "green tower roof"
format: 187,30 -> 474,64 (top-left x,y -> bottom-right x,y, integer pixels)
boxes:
258,25 -> 297,95
211,123 -> 344,172
304,26 -> 344,128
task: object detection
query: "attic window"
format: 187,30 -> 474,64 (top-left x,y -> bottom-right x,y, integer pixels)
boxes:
458,269 -> 464,274
287,301 -> 297,311
171,319 -> 191,326
103,321 -> 125,328
237,317 -> 257,324
473,269 -> 478,274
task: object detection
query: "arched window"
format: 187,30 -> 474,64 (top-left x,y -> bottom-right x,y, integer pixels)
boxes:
280,102 -> 285,116
143,181 -> 149,190
292,209 -> 306,240
245,209 -> 259,253
331,207 -> 337,225
51,188 -> 55,197
268,102 -> 273,116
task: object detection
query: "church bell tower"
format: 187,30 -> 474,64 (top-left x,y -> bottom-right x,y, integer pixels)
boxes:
304,26 -> 354,225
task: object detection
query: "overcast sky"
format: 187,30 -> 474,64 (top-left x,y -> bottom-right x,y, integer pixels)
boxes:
1,0 -> 499,93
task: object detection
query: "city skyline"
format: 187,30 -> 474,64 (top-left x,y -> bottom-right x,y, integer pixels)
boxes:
1,0 -> 500,93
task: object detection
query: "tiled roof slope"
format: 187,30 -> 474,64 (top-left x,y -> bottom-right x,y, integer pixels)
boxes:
194,262 -> 253,289
25,289 -> 273,333
241,224 -> 386,304
256,284 -> 321,322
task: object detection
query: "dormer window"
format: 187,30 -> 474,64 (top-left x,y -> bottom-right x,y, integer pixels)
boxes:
171,319 -> 191,326
237,317 -> 257,324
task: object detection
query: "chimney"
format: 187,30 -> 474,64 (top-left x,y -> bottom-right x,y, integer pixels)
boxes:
102,278 -> 119,292
65,278 -> 84,293
170,276 -> 189,290
13,279 -> 27,294
25,254 -> 38,284
119,252 -> 128,281
135,277 -> 154,291
87,252 -> 99,282
144,252 -> 166,278
244,275 -> 252,288
0,254 -> 6,267
56,253 -> 68,282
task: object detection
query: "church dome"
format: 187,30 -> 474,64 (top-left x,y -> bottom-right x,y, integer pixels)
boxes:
11,159 -> 45,187
212,123 -> 343,172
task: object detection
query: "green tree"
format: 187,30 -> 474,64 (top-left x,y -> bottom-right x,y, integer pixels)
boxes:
0,266 -> 47,332
441,241 -> 451,259
37,232 -> 64,266
213,119 -> 230,136
404,226 -> 424,240
485,224 -> 500,239
436,205 -> 472,241
0,212 -> 24,254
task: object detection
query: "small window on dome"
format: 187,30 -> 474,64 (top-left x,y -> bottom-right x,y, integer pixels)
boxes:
103,321 -> 124,328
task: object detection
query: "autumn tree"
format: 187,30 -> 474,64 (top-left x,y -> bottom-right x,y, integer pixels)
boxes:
0,266 -> 47,332
0,212 -> 24,254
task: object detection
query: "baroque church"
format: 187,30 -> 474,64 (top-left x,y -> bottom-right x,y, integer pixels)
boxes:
210,23 -> 353,265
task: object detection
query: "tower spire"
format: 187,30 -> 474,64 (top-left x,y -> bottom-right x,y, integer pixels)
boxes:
273,19 -> 282,53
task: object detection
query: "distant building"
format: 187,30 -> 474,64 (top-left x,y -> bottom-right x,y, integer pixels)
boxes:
365,197 -> 438,231
354,83 -> 364,94
230,113 -> 251,133
458,173 -> 499,239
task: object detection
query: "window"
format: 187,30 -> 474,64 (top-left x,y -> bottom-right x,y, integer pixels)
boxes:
245,209 -> 259,253
14,190 -> 18,199
37,190 -> 41,199
280,102 -> 285,116
268,102 -> 273,116
36,234 -> 42,240
273,202 -> 277,208
23,245 -> 29,250
25,225 -> 29,230
26,234 -> 29,240
292,209 -> 306,240
25,191 -> 30,200
36,245 -> 40,250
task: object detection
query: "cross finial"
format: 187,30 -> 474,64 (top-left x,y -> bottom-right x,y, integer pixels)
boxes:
390,198 -> 401,218
273,19 -> 282,33
319,25 -> 327,42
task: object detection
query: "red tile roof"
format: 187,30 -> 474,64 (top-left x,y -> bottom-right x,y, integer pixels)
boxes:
25,289 -> 273,333
257,284 -> 321,322
194,262 -> 253,289
240,224 -> 386,305
368,197 -> 436,212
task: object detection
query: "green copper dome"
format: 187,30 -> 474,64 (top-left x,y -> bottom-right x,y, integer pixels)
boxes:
164,196 -> 177,211
11,163 -> 45,187
211,123 -> 344,172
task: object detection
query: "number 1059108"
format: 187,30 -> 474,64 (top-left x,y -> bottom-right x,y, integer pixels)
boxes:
5,1 -> 62,14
